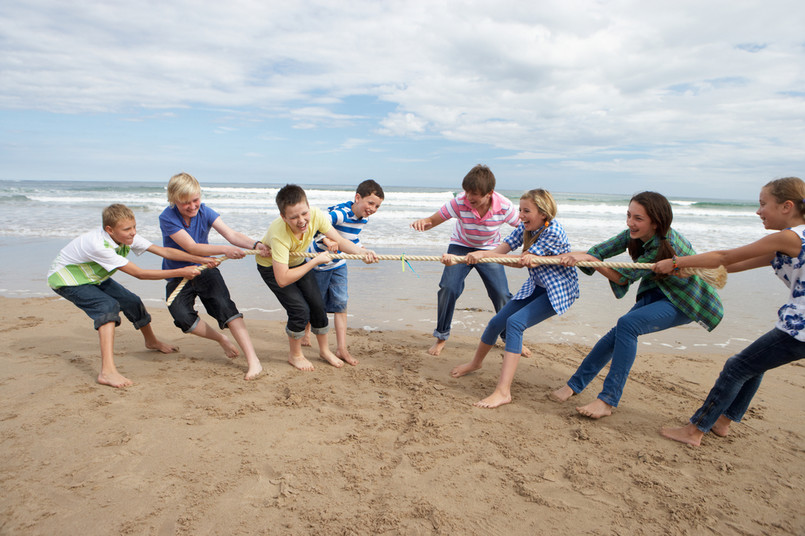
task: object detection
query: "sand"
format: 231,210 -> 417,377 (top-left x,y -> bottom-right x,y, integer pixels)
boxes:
1,296 -> 803,535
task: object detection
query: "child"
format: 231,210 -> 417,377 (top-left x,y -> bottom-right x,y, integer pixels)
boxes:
159,172 -> 266,380
256,184 -> 378,371
655,177 -> 805,446
449,189 -> 579,408
550,191 -> 724,419
48,203 -> 215,388
302,179 -> 384,365
411,164 -> 520,356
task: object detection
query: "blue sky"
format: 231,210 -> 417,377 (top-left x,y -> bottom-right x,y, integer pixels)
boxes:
1,0 -> 804,199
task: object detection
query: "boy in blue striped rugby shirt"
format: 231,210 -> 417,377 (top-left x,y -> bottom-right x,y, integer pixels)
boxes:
301,180 -> 384,365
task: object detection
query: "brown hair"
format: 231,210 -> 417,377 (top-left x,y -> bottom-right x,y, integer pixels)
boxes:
275,184 -> 308,216
462,164 -> 496,195
356,179 -> 384,199
764,177 -> 805,217
102,204 -> 135,229
627,191 -> 675,263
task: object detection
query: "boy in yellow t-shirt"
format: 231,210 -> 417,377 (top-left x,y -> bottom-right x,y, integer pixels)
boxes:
256,184 -> 378,371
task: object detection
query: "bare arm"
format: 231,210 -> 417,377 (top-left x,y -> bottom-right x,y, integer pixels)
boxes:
559,251 -> 627,285
411,212 -> 447,231
271,252 -> 331,287
117,262 -> 201,281
146,244 -> 220,267
323,229 -> 378,263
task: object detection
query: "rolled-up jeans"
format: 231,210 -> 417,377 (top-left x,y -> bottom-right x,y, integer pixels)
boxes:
690,327 -> 805,432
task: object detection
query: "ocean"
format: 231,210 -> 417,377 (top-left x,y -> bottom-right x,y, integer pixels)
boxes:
0,179 -> 784,353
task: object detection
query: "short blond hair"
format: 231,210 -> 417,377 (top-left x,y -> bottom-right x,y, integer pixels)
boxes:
167,172 -> 202,206
102,204 -> 135,229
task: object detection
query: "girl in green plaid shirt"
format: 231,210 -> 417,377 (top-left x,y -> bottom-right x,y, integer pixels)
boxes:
550,191 -> 724,419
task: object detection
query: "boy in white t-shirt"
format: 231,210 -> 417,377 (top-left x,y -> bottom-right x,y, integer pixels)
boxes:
48,204 -> 215,388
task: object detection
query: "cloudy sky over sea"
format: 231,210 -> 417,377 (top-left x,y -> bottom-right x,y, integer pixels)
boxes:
1,0 -> 803,199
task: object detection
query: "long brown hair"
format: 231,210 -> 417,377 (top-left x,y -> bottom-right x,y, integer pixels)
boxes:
627,191 -> 675,262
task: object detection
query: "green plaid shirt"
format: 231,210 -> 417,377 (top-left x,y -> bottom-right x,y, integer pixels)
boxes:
581,229 -> 723,331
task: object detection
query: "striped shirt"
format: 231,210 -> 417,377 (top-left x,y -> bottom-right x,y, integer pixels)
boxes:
309,200 -> 368,271
47,227 -> 151,288
439,191 -> 519,249
583,229 -> 724,331
504,220 -> 579,315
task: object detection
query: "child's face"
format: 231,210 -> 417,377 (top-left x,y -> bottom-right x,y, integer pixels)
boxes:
756,187 -> 786,230
519,199 -> 547,232
464,189 -> 492,212
175,194 -> 201,221
281,201 -> 312,235
626,200 -> 657,242
352,193 -> 383,219
106,218 -> 137,246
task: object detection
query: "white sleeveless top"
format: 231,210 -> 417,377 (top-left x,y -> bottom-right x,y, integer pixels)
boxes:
773,224 -> 805,341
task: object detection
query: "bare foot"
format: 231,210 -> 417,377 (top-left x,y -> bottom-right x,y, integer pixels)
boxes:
473,390 -> 511,408
288,354 -> 315,371
146,340 -> 179,354
549,385 -> 575,402
300,336 -> 312,347
428,339 -> 447,356
576,399 -> 613,419
97,370 -> 133,388
711,415 -> 732,437
244,362 -> 263,380
450,361 -> 481,378
521,346 -> 532,357
219,336 -> 240,359
660,423 -> 703,446
336,348 -> 358,366
320,350 -> 345,368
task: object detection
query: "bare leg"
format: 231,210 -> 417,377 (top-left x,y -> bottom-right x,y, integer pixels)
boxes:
474,351 -> 521,408
576,398 -> 613,419
316,332 -> 344,368
140,323 -> 178,354
451,341 -> 493,378
227,317 -> 263,380
660,422 -> 705,446
288,336 -> 314,371
549,384 -> 575,402
711,415 -> 733,437
300,323 -> 312,347
190,320 -> 240,359
333,311 -> 357,365
97,322 -> 132,388
428,338 -> 447,356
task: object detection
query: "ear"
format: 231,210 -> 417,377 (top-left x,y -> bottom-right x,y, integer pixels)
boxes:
782,199 -> 795,213
354,193 -> 362,203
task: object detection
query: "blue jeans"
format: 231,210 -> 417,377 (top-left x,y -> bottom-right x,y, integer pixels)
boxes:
313,264 -> 348,313
567,289 -> 691,407
53,279 -> 151,331
690,327 -> 805,432
434,244 -> 512,340
481,286 -> 556,353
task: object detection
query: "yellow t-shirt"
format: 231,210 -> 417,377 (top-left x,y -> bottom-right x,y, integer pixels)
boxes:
255,207 -> 332,268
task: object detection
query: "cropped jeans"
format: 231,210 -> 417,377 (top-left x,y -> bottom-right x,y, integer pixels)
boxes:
567,288 -> 691,407
434,244 -> 512,341
480,286 -> 556,354
690,327 -> 805,432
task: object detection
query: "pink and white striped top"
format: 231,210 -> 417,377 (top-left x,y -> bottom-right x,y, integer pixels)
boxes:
438,191 -> 520,249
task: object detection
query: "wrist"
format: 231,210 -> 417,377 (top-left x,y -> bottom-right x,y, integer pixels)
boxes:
672,255 -> 679,272
252,240 -> 260,250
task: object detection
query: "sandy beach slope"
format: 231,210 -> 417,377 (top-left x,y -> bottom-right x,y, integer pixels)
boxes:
1,296 -> 803,535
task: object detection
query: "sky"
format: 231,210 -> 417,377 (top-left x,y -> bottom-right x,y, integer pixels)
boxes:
1,0 -> 804,199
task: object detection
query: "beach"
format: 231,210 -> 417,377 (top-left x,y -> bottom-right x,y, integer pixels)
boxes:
1,282 -> 804,534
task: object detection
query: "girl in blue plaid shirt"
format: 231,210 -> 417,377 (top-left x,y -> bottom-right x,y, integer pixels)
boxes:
551,191 -> 723,419
449,189 -> 579,408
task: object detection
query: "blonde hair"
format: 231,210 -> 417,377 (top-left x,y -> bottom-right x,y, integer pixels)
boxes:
521,189 -> 557,250
102,204 -> 135,229
764,177 -> 805,217
167,172 -> 202,206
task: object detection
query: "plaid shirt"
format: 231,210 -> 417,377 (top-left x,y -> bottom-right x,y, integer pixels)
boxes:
582,229 -> 723,331
504,220 -> 579,315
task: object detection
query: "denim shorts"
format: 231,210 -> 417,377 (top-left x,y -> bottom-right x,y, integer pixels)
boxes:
166,268 -> 242,332
53,278 -> 151,331
313,264 -> 348,313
